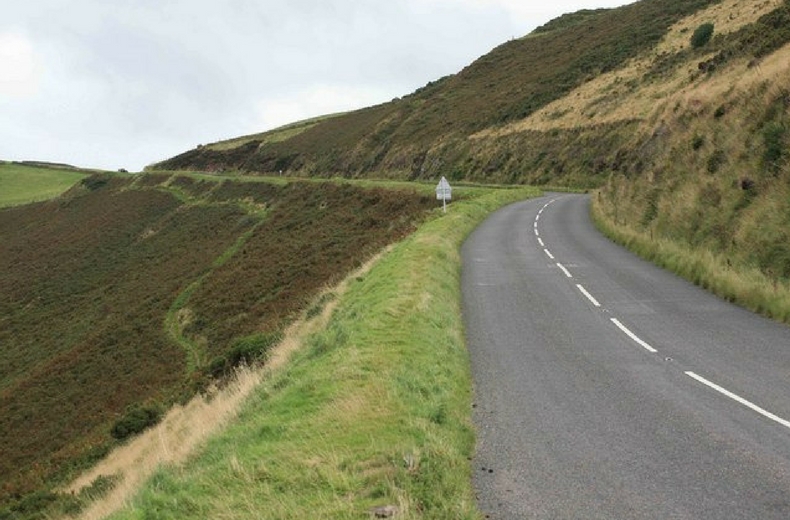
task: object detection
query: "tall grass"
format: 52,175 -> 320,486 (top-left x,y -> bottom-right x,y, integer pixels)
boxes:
103,186 -> 539,520
591,197 -> 790,325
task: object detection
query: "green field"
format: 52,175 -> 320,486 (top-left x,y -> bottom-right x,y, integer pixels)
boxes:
0,162 -> 89,207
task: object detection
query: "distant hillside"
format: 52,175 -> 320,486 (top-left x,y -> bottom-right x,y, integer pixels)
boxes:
0,173 -> 434,513
150,0 -> 722,183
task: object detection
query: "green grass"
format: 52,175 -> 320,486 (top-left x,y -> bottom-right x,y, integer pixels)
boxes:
0,162 -> 89,207
108,186 -> 540,520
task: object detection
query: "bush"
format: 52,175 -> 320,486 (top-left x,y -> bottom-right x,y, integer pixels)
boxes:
207,332 -> 283,378
80,175 -> 109,191
706,150 -> 726,174
111,405 -> 163,441
762,121 -> 787,171
691,22 -> 715,48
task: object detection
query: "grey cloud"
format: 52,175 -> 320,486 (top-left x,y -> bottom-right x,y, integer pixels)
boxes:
0,0 -> 624,171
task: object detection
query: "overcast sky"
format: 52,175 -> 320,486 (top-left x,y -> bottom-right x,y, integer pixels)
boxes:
1,0 -> 633,172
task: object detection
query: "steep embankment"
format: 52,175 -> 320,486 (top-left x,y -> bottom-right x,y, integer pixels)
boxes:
588,0 -> 790,321
0,172 -> 434,517
480,0 -> 790,319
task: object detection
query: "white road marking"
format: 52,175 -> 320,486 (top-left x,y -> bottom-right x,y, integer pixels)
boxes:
610,318 -> 658,353
544,249 -> 555,260
557,263 -> 573,278
686,372 -> 790,430
537,237 -> 545,247
577,284 -> 601,307
535,229 -> 540,237
536,214 -> 541,221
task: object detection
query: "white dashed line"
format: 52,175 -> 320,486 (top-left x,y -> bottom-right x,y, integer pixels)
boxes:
530,196 -> 790,435
556,263 -> 573,278
576,284 -> 601,307
610,318 -> 658,353
686,372 -> 790,430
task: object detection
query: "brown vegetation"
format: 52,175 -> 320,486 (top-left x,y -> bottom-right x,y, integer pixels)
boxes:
0,173 -> 434,515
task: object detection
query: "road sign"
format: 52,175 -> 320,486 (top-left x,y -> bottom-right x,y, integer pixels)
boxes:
436,176 -> 452,212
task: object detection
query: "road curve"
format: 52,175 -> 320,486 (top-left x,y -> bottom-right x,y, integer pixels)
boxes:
462,193 -> 790,519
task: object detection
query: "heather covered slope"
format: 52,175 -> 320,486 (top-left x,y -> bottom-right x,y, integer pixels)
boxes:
0,172 -> 434,511
6,0 -> 790,516
150,0 -> 722,182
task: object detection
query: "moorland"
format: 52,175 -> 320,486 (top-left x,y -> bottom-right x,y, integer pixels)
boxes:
3,0 -> 790,518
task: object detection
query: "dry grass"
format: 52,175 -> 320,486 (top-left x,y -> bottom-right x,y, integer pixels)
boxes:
473,0 -> 784,136
64,366 -> 262,520
61,251 -> 388,520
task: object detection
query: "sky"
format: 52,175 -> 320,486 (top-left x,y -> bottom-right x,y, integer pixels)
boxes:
1,0 -> 633,172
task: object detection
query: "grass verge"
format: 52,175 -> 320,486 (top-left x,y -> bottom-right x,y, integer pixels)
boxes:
591,195 -> 790,325
103,185 -> 539,520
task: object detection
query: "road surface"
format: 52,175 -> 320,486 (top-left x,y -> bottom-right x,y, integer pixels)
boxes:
462,193 -> 790,519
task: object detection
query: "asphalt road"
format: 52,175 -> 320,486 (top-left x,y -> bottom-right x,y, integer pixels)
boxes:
462,193 -> 790,519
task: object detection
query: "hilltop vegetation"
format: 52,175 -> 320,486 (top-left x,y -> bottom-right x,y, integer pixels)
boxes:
0,172 -> 434,516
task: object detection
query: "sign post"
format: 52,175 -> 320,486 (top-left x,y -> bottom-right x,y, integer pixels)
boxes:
435,176 -> 452,213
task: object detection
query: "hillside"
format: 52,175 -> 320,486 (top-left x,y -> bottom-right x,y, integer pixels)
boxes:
5,0 -> 790,517
150,0 -> 722,182
152,0 -> 790,302
0,172 -> 435,516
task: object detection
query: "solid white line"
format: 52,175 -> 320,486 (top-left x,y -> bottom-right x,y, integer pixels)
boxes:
686,371 -> 790,430
610,318 -> 658,353
557,263 -> 573,278
544,249 -> 555,260
537,237 -> 545,247
577,284 -> 601,307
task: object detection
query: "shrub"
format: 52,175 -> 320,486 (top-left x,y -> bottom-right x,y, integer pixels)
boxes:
762,121 -> 787,171
81,175 -> 109,191
691,22 -> 715,48
707,150 -> 726,173
111,405 -> 163,441
207,332 -> 283,378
